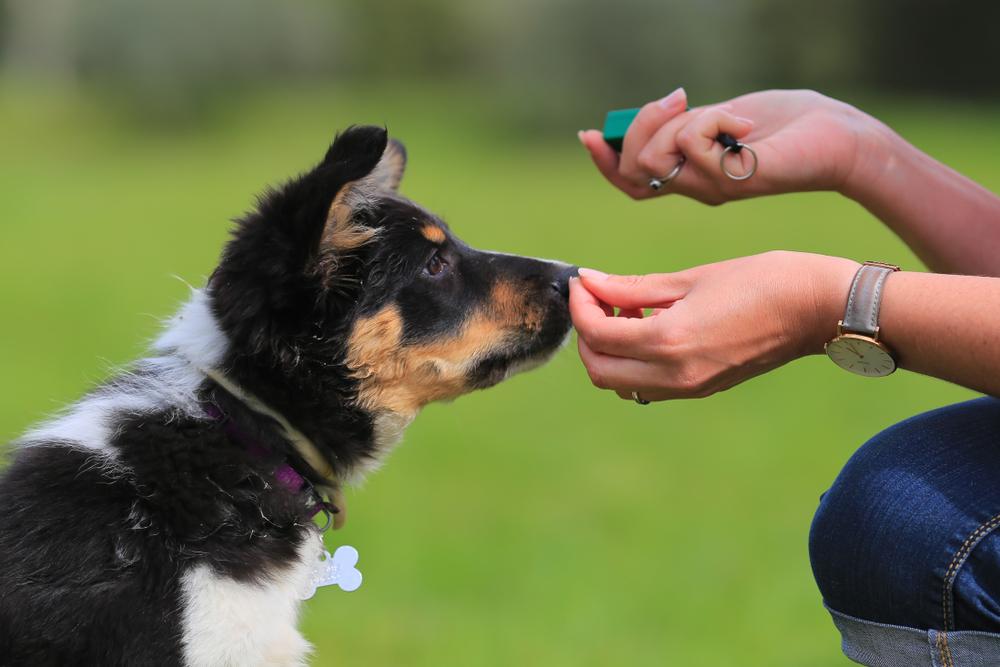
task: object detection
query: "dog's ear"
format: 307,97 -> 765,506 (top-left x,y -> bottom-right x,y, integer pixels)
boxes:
319,129 -> 406,193
367,139 -> 407,192
318,132 -> 406,266
319,125 -> 391,186
212,126 -> 397,359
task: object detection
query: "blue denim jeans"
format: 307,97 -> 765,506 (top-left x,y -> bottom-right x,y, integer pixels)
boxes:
810,397 -> 1000,666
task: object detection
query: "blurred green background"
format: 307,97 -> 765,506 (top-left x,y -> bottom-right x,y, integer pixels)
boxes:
1,1 -> 997,665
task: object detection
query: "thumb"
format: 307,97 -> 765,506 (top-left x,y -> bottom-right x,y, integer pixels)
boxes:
577,268 -> 691,309
578,129 -> 642,197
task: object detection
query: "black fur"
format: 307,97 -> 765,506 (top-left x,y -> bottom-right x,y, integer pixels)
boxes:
0,126 -> 575,665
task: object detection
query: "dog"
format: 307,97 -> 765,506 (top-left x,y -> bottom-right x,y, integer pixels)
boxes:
0,126 -> 576,666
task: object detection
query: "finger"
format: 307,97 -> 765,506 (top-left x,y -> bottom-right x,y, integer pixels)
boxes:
577,336 -> 668,392
579,339 -> 690,403
577,268 -> 692,310
631,103 -> 720,179
636,107 -> 753,184
634,114 -> 687,185
578,130 -> 648,199
618,87 -> 688,185
569,276 -> 613,316
570,279 -> 659,358
675,108 -> 754,176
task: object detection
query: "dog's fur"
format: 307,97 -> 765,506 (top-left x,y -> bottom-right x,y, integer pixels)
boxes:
0,126 -> 575,666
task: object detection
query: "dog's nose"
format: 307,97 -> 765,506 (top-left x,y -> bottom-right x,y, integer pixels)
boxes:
550,265 -> 579,300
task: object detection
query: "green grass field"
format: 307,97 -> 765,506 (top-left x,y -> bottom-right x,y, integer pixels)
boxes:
1,83 -> 994,665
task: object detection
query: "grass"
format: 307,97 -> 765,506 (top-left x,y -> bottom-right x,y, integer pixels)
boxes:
0,82 -> 994,666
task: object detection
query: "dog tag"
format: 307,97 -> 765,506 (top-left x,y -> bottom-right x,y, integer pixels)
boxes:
301,545 -> 363,599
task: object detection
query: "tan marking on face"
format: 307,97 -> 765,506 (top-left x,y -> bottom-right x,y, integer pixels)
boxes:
345,280 -> 545,417
487,280 -> 545,334
420,224 -> 446,244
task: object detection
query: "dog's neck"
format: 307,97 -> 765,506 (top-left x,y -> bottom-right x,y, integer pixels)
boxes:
155,289 -> 408,497
200,370 -> 348,529
200,366 -> 336,485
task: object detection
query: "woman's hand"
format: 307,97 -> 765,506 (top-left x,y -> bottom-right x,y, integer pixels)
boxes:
578,89 -> 879,205
569,252 -> 859,401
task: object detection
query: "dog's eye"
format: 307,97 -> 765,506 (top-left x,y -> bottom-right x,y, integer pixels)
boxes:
426,251 -> 447,276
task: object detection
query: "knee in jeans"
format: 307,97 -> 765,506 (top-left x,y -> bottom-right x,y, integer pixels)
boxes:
811,399 -> 1000,629
808,421 -> 936,624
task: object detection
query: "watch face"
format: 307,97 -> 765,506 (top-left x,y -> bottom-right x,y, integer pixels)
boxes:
825,334 -> 897,377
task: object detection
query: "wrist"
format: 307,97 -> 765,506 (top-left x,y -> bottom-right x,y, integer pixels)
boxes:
838,112 -> 907,204
803,255 -> 862,354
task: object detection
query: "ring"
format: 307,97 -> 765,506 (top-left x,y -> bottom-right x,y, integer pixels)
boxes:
631,391 -> 650,405
720,143 -> 758,180
648,158 -> 685,191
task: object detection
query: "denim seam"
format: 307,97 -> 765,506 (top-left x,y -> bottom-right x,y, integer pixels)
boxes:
935,631 -> 954,667
942,512 -> 1000,633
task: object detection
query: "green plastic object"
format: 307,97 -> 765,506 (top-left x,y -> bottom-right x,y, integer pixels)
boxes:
602,107 -> 641,152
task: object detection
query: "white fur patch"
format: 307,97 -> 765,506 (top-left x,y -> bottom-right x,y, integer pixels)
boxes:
19,290 -> 226,458
154,288 -> 229,369
179,535 -> 321,667
345,410 -> 415,482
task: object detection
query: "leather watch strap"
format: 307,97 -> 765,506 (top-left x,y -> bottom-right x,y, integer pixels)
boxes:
842,262 -> 900,336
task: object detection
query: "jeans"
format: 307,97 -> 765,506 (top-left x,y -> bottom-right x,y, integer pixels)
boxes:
810,397 -> 1000,666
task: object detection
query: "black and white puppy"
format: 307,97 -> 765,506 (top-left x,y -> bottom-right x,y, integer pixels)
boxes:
0,126 -> 576,666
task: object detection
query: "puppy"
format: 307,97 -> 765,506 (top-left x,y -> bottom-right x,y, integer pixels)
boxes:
0,126 -> 576,666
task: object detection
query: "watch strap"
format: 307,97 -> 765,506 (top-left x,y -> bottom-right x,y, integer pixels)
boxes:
842,262 -> 899,336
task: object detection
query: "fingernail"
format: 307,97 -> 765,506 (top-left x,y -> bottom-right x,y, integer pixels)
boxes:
578,268 -> 609,281
577,130 -> 586,146
658,87 -> 686,110
734,116 -> 754,127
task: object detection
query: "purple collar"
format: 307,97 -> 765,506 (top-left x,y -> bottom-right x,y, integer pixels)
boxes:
203,402 -> 334,521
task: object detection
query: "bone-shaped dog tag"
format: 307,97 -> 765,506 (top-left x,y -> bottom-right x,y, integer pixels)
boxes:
301,545 -> 362,599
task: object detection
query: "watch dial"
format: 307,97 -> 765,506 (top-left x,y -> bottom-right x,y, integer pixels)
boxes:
826,336 -> 896,377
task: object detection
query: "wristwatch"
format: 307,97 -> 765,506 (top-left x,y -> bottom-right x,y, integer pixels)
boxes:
825,261 -> 900,377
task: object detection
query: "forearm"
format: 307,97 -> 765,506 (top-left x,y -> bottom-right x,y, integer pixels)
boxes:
842,119 -> 1000,276
814,269 -> 1000,396
880,272 -> 1000,396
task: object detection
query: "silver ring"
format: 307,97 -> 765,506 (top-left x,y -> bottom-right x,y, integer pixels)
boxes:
648,158 -> 685,190
316,506 -> 333,532
720,143 -> 758,181
631,391 -> 650,405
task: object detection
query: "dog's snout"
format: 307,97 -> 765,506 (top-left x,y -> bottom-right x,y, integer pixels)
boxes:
549,265 -> 579,300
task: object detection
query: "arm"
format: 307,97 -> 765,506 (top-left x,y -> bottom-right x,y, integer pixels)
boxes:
877,271 -> 1000,396
843,123 -> 1000,276
570,253 -> 1000,401
579,90 -> 1000,275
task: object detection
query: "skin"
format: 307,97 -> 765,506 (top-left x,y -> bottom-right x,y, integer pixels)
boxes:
572,89 -> 1000,401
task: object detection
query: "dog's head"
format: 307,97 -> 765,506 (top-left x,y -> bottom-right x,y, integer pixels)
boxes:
208,126 -> 575,478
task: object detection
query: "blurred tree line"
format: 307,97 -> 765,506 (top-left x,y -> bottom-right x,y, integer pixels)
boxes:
1,0 -> 997,129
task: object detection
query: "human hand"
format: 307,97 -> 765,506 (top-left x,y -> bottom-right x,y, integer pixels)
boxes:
569,251 -> 859,401
578,89 -> 880,204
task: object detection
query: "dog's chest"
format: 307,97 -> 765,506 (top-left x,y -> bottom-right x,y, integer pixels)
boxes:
178,534 -> 322,667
